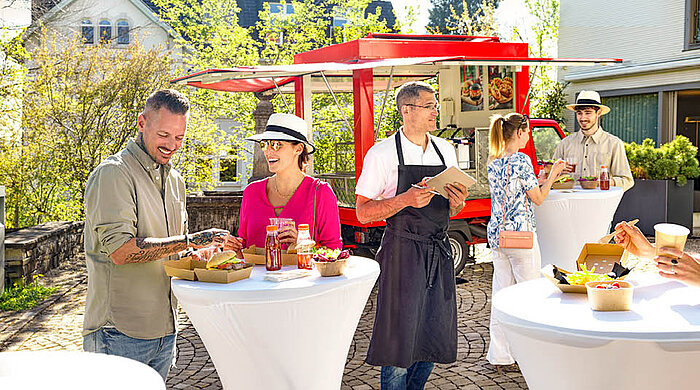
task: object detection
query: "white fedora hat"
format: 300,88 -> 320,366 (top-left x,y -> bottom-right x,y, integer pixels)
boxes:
565,90 -> 610,115
245,113 -> 315,154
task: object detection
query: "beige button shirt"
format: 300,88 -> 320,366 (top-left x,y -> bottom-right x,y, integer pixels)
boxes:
83,140 -> 188,339
552,127 -> 634,192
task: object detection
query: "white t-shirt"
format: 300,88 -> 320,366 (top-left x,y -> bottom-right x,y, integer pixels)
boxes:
356,129 -> 459,200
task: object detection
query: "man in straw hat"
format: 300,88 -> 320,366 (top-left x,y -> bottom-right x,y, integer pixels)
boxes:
552,90 -> 634,191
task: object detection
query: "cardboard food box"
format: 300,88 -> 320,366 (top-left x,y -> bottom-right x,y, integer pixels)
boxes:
163,256 -> 207,281
242,246 -> 297,266
194,263 -> 254,284
542,243 -> 629,294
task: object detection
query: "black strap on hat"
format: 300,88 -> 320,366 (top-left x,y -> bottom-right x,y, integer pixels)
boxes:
265,124 -> 310,144
575,98 -> 602,105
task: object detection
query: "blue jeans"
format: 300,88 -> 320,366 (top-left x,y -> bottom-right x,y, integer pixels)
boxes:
381,362 -> 434,390
83,327 -> 176,381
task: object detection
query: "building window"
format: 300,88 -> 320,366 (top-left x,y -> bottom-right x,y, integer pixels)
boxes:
600,93 -> 658,144
269,2 -> 294,18
99,20 -> 111,43
219,154 -> 239,183
81,20 -> 94,44
117,20 -> 130,45
686,0 -> 700,50
332,16 -> 349,28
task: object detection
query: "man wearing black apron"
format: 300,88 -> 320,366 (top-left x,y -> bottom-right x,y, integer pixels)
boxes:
356,81 -> 469,389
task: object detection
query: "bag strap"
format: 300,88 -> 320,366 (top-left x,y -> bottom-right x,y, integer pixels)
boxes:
500,155 -> 532,231
311,179 -> 320,241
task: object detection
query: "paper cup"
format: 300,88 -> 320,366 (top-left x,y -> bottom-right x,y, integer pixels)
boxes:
654,223 -> 690,258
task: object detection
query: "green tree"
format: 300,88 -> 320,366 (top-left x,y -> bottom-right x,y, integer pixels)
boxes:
152,0 -> 260,188
255,0 -> 395,174
508,0 -> 565,125
0,29 -> 173,228
428,0 -> 497,34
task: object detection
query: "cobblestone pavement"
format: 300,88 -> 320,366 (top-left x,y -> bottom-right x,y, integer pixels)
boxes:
10,237 -> 698,389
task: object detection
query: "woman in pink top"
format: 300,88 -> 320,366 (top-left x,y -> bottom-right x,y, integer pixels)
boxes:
238,113 -> 342,250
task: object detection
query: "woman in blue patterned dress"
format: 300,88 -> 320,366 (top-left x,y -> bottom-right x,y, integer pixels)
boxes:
485,113 -> 566,369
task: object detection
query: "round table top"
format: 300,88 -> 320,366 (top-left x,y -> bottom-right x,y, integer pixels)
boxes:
539,185 -> 623,202
171,256 -> 380,304
493,274 -> 700,342
0,351 -> 165,389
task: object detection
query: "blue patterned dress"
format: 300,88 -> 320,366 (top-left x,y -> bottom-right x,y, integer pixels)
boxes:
487,152 -> 539,249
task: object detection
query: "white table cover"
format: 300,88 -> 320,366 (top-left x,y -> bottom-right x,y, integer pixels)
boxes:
493,274 -> 700,390
0,351 -> 165,389
534,186 -> 623,270
171,256 -> 379,390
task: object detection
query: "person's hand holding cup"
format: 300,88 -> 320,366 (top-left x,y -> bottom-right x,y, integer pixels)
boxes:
276,218 -> 297,246
654,223 -> 690,275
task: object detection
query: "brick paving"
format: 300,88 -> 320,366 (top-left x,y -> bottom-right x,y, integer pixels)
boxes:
0,245 -> 529,389
12,236 -> 698,389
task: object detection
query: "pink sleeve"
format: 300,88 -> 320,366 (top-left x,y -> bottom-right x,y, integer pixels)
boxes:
237,187 -> 250,248
314,182 -> 343,250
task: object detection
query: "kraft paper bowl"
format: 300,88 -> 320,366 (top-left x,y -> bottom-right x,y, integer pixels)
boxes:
585,280 -> 633,311
312,258 -> 348,277
579,180 -> 598,189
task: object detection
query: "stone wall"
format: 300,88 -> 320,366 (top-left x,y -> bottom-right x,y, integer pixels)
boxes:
4,221 -> 84,284
186,195 -> 243,234
1,197 -> 243,285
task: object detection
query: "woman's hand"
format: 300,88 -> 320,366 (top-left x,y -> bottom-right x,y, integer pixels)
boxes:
223,236 -> 244,254
655,248 -> 700,287
613,221 -> 655,258
548,160 -> 567,181
278,223 -> 298,246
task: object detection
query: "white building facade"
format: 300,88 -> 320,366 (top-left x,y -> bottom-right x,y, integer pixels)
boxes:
558,0 -> 700,146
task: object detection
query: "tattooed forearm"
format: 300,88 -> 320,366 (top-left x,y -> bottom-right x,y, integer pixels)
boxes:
187,229 -> 229,248
111,235 -> 188,265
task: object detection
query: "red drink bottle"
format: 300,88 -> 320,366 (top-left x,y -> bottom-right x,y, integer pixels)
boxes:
599,165 -> 610,190
265,225 -> 282,271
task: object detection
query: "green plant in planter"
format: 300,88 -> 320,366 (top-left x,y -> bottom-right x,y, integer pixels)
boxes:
625,136 -> 700,186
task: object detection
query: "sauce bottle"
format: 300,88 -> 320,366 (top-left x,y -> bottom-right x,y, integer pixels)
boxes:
599,165 -> 610,190
265,225 -> 282,271
296,224 -> 315,270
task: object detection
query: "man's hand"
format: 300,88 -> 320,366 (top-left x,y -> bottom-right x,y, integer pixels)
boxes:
446,182 -> 468,216
403,185 -> 436,208
188,228 -> 231,249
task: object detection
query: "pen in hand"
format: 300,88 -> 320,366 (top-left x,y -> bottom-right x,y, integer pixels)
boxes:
411,183 -> 441,196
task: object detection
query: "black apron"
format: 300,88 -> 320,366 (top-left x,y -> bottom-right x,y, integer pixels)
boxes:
365,134 -> 458,368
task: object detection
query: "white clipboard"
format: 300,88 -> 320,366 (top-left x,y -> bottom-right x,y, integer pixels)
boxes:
425,166 -> 477,199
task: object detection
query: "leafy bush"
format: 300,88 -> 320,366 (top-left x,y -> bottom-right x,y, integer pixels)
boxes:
625,136 -> 700,186
0,275 -> 58,312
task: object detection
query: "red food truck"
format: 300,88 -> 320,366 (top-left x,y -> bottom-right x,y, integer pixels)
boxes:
173,34 -> 620,274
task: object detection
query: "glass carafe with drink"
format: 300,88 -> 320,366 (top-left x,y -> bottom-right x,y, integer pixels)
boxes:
599,165 -> 610,190
265,225 -> 282,271
296,224 -> 315,270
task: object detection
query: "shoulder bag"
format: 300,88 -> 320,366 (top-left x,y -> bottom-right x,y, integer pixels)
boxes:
498,156 -> 534,249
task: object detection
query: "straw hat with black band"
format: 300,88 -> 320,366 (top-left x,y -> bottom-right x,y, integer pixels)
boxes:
565,90 -> 610,115
245,113 -> 315,154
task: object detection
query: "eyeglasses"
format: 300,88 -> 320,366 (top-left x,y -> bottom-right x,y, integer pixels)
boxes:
406,103 -> 440,111
259,140 -> 285,151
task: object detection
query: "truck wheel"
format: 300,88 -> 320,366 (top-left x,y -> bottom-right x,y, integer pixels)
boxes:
448,231 -> 469,275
